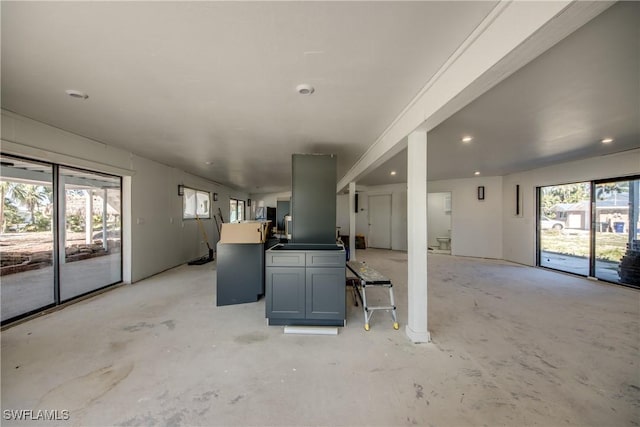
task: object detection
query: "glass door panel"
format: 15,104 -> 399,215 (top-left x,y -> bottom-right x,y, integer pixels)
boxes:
238,200 -> 245,221
59,167 -> 122,301
230,199 -> 238,222
595,178 -> 640,286
539,182 -> 591,275
0,155 -> 55,321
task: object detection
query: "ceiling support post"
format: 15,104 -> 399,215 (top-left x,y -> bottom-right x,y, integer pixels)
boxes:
406,131 -> 430,343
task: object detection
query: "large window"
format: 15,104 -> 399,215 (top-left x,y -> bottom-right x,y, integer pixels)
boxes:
183,187 -> 210,219
229,198 -> 245,223
0,154 -> 123,324
537,176 -> 640,288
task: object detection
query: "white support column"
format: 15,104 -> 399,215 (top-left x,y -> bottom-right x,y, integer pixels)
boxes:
349,182 -> 357,261
102,188 -> 108,251
406,131 -> 430,343
85,189 -> 93,244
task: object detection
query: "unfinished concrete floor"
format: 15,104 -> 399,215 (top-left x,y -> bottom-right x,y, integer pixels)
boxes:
1,249 -> 639,426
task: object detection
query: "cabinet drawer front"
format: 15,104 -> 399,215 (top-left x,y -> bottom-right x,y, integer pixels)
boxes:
305,252 -> 345,267
266,252 -> 305,267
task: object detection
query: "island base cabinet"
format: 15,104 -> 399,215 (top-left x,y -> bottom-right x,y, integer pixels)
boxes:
266,246 -> 346,326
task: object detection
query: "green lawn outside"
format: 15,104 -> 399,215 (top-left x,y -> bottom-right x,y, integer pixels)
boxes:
540,230 -> 628,262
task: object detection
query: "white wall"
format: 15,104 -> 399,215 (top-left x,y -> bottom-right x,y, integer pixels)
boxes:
427,192 -> 452,248
336,193 -> 350,237
129,156 -> 246,282
1,110 -> 247,283
429,176 -> 503,259
343,184 -> 408,251
502,149 -> 640,266
242,150 -> 639,266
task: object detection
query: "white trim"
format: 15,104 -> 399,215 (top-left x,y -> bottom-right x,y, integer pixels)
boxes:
1,139 -> 134,177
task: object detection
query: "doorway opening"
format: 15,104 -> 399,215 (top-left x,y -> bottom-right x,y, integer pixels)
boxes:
428,192 -> 452,254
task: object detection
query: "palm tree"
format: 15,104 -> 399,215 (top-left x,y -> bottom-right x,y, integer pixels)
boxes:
11,184 -> 47,225
0,181 -> 13,232
0,181 -> 25,232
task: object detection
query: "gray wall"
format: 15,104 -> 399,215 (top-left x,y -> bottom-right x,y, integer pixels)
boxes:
291,154 -> 337,244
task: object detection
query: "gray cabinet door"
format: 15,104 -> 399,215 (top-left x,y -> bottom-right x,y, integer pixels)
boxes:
216,243 -> 264,306
305,267 -> 345,320
266,267 -> 306,319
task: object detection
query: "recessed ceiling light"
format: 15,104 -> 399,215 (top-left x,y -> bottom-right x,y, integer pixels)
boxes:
474,171 -> 481,176
65,89 -> 88,99
296,83 -> 315,95
601,138 -> 614,144
390,171 -> 397,176
205,161 -> 213,165
462,136 -> 473,143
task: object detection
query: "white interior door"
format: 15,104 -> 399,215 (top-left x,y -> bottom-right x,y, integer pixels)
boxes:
368,194 -> 391,249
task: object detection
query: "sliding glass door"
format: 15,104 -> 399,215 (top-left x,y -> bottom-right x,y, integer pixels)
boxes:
538,182 -> 591,275
594,178 -> 640,286
59,167 -> 122,301
538,176 -> 640,288
1,154 -> 123,323
0,155 -> 55,321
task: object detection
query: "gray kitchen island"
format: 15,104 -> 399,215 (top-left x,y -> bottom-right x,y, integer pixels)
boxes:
265,243 -> 346,326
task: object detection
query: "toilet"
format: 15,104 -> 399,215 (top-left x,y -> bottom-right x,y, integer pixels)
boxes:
436,236 -> 450,250
436,230 -> 451,251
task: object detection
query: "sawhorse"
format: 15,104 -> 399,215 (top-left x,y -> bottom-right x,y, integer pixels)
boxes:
346,261 -> 399,331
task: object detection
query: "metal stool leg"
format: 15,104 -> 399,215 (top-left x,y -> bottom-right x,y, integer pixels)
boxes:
388,284 -> 399,330
361,280 -> 372,331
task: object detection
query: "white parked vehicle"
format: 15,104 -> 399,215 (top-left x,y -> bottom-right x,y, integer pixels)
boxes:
540,215 -> 564,230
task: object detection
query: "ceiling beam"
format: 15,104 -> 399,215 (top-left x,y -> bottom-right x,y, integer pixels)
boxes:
337,0 -> 614,192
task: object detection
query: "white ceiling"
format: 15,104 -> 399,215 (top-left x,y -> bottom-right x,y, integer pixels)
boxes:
2,2 -> 638,194
1,1 -> 499,193
359,1 -> 640,186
